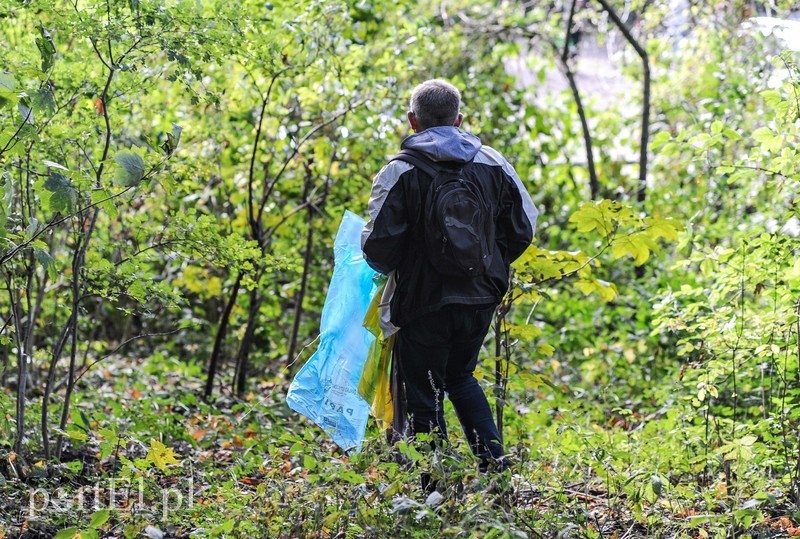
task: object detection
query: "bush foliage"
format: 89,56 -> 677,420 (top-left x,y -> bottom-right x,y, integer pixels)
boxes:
1,0 -> 799,537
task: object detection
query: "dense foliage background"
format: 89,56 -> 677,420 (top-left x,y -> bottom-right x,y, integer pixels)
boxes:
1,0 -> 799,537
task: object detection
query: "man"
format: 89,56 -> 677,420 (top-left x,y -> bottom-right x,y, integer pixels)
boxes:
361,79 -> 538,473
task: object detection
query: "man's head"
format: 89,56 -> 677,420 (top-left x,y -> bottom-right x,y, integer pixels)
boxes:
408,79 -> 463,133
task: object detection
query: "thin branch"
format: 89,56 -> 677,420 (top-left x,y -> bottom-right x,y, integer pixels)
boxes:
264,197 -> 322,240
0,185 -> 136,266
0,107 -> 34,157
114,240 -> 186,266
93,66 -> 116,186
595,0 -> 650,202
562,0 -> 578,62
551,4 -> 599,200
74,328 -> 182,384
89,38 -> 112,71
255,99 -> 366,232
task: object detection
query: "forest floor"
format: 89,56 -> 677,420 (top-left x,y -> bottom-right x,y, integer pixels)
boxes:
1,352 -> 799,538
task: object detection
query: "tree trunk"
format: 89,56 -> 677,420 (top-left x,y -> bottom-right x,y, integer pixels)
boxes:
42,313 -> 74,459
9,282 -> 26,455
233,288 -> 261,397
55,305 -> 79,459
562,63 -> 599,200
287,173 -> 315,365
558,0 -> 599,200
595,0 -> 650,201
1,338 -> 8,388
204,272 -> 243,399
53,210 -> 99,459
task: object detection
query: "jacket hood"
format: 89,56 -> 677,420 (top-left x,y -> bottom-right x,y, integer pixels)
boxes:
401,126 -> 482,163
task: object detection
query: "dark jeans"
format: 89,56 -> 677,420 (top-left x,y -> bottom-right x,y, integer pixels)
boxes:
393,303 -> 506,470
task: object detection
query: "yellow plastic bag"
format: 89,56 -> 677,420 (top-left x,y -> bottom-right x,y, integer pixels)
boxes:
358,281 -> 394,429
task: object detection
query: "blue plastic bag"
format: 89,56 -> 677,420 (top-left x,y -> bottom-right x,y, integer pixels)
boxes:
286,210 -> 377,452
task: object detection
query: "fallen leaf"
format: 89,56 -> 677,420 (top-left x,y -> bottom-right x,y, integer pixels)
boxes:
146,439 -> 181,471
773,516 -> 794,529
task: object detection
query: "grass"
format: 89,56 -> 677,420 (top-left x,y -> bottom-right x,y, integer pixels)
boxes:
0,350 -> 798,538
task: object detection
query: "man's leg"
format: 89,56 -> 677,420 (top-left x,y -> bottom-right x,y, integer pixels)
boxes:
393,308 -> 453,443
444,305 -> 507,471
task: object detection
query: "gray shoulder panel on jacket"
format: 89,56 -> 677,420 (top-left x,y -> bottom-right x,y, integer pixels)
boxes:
474,146 -> 539,233
361,160 -> 414,250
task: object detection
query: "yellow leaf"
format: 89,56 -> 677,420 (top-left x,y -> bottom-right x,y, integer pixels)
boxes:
647,217 -> 682,241
611,241 -> 634,261
147,439 -> 181,471
574,279 -> 596,296
537,343 -> 555,356
568,202 -> 612,235
574,279 -> 617,302
507,323 -> 542,340
594,279 -> 618,302
634,243 -> 650,265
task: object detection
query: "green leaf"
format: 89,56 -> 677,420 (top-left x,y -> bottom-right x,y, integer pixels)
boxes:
43,160 -> 68,171
35,24 -> 56,72
339,469 -> 366,484
25,218 -> 39,241
739,435 -> 757,446
723,128 -> 742,140
660,142 -> 679,156
89,508 -> 111,528
303,454 -> 317,470
161,123 -> 183,156
91,188 -> 118,219
97,427 -> 118,441
752,126 -> 783,153
760,89 -> 782,107
0,73 -> 17,109
650,474 -> 663,498
646,216 -> 682,241
18,99 -> 34,125
43,172 -> 77,213
53,527 -> 78,539
0,128 -> 23,157
114,150 -> 146,186
32,86 -> 56,115
650,131 -> 671,149
65,428 -> 87,441
752,127 -> 773,143
34,247 -> 56,279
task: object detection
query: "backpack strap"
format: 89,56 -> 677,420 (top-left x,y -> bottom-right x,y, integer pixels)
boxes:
389,149 -> 442,178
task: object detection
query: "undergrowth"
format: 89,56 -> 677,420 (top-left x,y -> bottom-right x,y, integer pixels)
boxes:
1,349 -> 799,539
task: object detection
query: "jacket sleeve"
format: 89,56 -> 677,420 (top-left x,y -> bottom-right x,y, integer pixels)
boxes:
497,159 -> 538,264
361,161 -> 413,274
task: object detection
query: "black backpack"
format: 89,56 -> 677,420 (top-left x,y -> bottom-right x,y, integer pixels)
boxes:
390,149 -> 495,277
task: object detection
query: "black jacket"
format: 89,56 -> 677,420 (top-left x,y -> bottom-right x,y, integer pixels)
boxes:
361,126 -> 538,328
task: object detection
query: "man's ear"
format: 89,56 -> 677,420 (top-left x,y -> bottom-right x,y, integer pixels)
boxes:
453,113 -> 463,128
407,111 -> 418,132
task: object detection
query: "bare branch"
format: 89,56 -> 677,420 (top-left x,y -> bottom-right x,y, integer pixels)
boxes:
74,328 -> 183,384
595,0 -> 650,202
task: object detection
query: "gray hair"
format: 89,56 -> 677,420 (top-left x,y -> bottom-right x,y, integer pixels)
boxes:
410,79 -> 461,131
